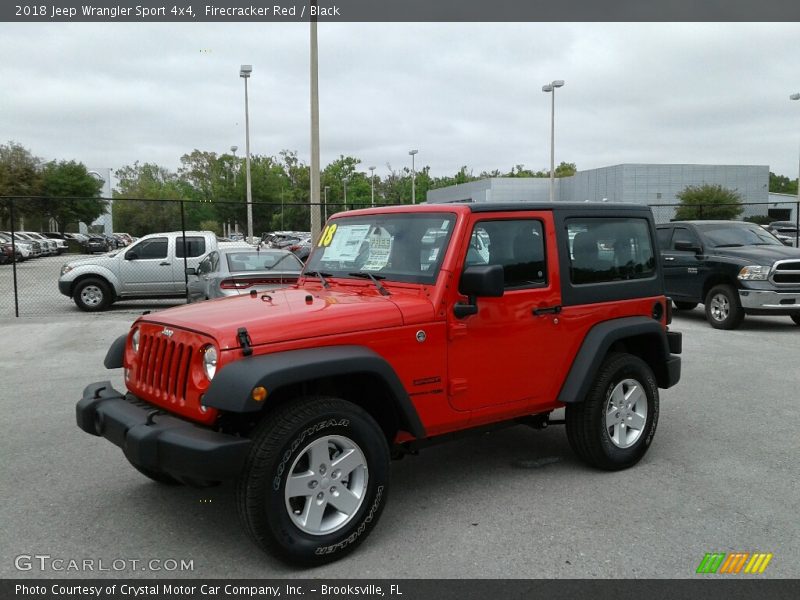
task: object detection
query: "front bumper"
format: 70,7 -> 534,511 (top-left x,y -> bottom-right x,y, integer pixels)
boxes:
58,279 -> 71,297
76,381 -> 251,481
738,289 -> 800,312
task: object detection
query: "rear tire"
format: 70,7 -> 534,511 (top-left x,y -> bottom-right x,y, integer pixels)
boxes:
791,314 -> 800,326
704,284 -> 744,330
566,352 -> 659,471
237,396 -> 390,566
673,301 -> 698,310
73,278 -> 112,312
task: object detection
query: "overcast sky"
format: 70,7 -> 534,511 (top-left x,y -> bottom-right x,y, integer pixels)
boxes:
2,22 -> 800,183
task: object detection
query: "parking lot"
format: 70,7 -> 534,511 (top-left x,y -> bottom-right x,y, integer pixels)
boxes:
1,259 -> 798,579
0,254 -> 185,317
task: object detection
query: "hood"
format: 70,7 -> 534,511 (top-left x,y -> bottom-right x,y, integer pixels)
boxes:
709,245 -> 800,264
139,285 -> 433,350
65,252 -> 119,267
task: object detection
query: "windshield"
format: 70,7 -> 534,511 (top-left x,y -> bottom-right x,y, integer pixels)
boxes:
304,213 -> 457,284
226,251 -> 302,272
695,223 -> 784,247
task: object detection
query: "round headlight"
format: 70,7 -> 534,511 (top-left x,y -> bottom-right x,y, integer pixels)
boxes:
203,345 -> 218,380
131,328 -> 140,353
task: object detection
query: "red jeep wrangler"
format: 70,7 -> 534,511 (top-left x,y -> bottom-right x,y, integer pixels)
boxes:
77,203 -> 681,565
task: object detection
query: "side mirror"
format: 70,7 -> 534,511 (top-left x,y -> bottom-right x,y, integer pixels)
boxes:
124,251 -> 138,260
454,264 -> 504,318
674,240 -> 701,253
185,267 -> 197,275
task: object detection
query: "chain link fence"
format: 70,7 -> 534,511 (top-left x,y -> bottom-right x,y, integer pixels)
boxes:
0,195 -> 388,317
1,196 -> 798,317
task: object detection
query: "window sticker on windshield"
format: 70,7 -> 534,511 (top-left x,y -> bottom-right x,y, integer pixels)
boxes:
361,227 -> 393,271
323,224 -> 371,261
317,223 -> 338,247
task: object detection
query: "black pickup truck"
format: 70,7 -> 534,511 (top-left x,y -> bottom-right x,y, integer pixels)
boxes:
656,220 -> 800,329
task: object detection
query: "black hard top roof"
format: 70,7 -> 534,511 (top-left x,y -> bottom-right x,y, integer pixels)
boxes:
465,201 -> 653,213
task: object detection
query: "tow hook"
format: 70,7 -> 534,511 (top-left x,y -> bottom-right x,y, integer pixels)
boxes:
145,409 -> 163,426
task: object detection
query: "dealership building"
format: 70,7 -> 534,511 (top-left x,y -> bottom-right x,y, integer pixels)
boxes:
426,163 -> 796,223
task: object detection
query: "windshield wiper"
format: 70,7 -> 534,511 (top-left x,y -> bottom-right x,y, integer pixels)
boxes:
348,272 -> 390,296
713,244 -> 744,248
304,270 -> 331,288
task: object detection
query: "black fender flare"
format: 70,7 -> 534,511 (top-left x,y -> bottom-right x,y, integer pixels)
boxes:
557,316 -> 674,404
104,334 -> 127,369
203,345 -> 425,439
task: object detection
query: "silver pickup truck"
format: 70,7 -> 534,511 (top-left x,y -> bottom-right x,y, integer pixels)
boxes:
58,231 -> 248,311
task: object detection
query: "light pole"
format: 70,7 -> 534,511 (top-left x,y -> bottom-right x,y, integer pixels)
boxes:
409,149 -> 419,203
791,93 -> 800,246
309,18 -> 322,242
324,185 -> 330,220
369,166 -> 376,206
542,79 -> 565,202
240,65 -> 253,242
343,177 -> 348,211
228,146 -> 238,238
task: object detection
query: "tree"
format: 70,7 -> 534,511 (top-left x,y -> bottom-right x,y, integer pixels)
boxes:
769,171 -> 797,195
674,184 -> 744,220
113,162 -> 188,236
555,161 -> 577,178
0,141 -> 41,227
37,160 -> 106,232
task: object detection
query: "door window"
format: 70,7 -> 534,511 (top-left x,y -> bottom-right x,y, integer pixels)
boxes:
197,254 -> 213,275
132,238 -> 168,260
671,227 -> 701,250
656,227 -> 673,250
466,220 -> 546,288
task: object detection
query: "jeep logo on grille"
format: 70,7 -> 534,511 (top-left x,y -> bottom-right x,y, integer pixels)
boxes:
161,328 -> 174,337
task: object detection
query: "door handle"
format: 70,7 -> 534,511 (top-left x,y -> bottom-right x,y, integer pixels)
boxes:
532,305 -> 562,316
664,257 -> 675,262
159,262 -> 171,266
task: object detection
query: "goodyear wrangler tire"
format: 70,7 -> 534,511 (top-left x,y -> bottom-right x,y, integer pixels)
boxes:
237,396 -> 390,566
565,352 -> 659,471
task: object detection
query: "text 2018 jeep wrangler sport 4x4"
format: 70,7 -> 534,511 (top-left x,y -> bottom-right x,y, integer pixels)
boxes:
76,203 -> 682,565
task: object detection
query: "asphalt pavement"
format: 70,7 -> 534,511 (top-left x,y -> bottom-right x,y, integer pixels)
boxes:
0,297 -> 798,578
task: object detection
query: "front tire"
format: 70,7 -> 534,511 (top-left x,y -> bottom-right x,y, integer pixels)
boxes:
73,278 -> 112,312
704,284 -> 744,330
791,314 -> 800,326
237,397 -> 390,566
566,352 -> 659,471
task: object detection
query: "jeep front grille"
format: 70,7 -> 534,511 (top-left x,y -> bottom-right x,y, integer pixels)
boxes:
136,332 -> 194,404
771,260 -> 800,285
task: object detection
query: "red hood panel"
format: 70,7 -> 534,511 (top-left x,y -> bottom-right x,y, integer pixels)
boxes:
139,287 -> 425,349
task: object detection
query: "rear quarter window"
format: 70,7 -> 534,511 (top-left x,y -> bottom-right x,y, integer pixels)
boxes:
176,236 -> 207,258
567,218 -> 656,285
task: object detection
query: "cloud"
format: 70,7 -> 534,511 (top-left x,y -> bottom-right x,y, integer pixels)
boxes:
1,22 -> 799,181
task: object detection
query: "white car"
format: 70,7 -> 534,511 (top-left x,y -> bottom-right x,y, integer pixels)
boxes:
0,233 -> 33,259
20,231 -> 59,256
